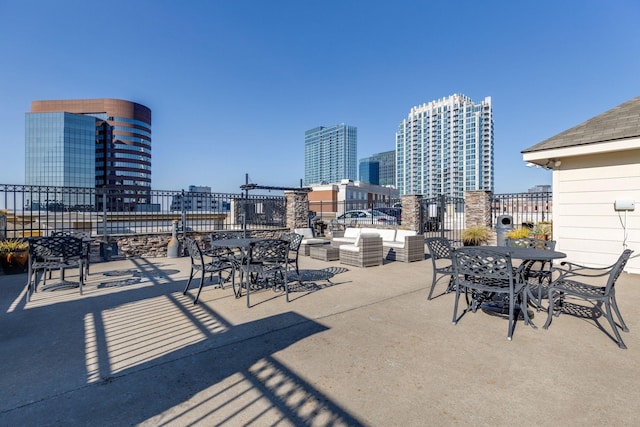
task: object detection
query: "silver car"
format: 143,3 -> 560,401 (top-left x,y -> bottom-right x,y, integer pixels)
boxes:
334,209 -> 398,226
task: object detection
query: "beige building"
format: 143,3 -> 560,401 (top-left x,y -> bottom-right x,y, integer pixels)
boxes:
522,97 -> 640,274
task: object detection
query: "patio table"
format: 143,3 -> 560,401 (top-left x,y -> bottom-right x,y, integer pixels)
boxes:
209,238 -> 264,298
466,245 -> 566,320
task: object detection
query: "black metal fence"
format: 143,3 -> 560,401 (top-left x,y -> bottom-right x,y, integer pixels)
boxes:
490,192 -> 552,227
421,195 -> 465,246
0,184 -> 286,239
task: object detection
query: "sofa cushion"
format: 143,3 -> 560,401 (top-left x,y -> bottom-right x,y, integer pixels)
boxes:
343,228 -> 360,239
376,229 -> 397,243
395,229 -> 417,242
339,244 -> 360,253
294,228 -> 315,239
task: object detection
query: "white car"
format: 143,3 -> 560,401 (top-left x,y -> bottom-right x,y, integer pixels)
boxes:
334,209 -> 398,226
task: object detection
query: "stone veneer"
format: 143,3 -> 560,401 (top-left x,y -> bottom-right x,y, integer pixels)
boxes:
97,191 -> 498,258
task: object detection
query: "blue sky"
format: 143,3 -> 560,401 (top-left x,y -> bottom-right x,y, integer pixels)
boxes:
1,0 -> 639,194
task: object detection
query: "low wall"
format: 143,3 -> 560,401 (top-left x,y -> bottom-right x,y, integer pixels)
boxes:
95,229 -> 287,259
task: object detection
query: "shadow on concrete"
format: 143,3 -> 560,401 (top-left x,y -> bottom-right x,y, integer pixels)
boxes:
0,260 -> 365,426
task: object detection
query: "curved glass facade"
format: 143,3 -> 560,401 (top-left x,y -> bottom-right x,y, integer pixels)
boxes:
28,99 -> 152,211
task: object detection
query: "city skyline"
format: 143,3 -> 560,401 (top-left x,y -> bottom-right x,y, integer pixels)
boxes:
1,1 -> 639,194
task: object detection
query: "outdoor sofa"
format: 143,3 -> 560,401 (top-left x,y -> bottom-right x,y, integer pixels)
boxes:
332,227 -> 423,263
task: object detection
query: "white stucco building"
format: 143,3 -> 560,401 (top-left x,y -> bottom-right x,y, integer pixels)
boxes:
522,97 -> 640,274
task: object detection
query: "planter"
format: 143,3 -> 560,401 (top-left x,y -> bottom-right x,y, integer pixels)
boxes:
0,250 -> 29,274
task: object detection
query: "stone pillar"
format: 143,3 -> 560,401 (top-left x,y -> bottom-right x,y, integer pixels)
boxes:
401,194 -> 422,232
285,191 -> 310,230
465,190 -> 492,228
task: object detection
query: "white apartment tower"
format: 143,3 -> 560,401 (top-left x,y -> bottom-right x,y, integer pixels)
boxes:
395,94 -> 493,198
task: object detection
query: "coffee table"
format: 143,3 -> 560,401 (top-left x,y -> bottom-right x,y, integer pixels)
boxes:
310,245 -> 339,261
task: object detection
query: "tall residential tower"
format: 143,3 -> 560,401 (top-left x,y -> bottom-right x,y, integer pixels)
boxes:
26,98 -> 152,211
304,124 -> 357,185
395,94 -> 493,198
359,150 -> 396,186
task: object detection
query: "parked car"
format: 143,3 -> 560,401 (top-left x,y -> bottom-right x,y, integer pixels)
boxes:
375,207 -> 402,225
334,209 -> 398,226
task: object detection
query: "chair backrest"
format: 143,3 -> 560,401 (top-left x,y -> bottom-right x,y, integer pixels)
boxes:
425,237 -> 453,262
29,235 -> 84,260
281,232 -> 303,251
605,249 -> 633,293
184,237 -> 205,267
248,239 -> 289,265
453,247 -> 515,285
506,237 -> 556,250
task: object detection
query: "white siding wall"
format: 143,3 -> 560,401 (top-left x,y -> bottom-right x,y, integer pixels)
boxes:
553,150 -> 640,273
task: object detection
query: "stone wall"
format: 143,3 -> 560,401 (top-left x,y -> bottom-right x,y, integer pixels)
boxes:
101,229 -> 287,259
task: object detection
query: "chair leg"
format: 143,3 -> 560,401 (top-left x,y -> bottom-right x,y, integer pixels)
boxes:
610,295 -> 629,332
507,293 -> 515,341
602,301 -> 627,349
183,267 -> 195,295
193,270 -> 206,305
428,271 -> 437,300
452,287 -> 461,324
543,289 -> 556,329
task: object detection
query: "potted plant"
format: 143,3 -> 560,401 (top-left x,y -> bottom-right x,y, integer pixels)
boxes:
0,238 -> 29,274
461,225 -> 490,246
531,222 -> 551,240
505,227 -> 531,240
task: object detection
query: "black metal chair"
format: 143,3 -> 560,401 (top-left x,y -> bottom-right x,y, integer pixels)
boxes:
506,237 -> 556,310
425,237 -> 456,300
543,249 -> 633,349
183,237 -> 234,304
27,235 -> 85,302
232,239 -> 290,308
209,231 -> 244,282
51,231 -> 92,280
281,232 -> 303,275
452,247 -> 532,341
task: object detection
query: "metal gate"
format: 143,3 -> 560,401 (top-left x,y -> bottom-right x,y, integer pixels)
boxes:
421,195 -> 465,246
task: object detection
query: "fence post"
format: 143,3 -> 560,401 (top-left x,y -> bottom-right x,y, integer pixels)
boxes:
285,190 -> 310,230
401,194 -> 422,233
464,190 -> 492,228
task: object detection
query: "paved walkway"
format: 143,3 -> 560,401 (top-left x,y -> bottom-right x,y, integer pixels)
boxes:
1,253 -> 639,426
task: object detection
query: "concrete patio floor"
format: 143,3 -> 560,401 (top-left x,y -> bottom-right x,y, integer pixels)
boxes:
1,252 -> 639,426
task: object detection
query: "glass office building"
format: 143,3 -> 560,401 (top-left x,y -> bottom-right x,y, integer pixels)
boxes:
396,94 -> 493,198
304,124 -> 357,185
26,99 -> 152,211
359,150 -> 395,186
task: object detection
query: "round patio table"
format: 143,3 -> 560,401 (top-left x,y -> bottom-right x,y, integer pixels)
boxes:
468,245 -> 566,319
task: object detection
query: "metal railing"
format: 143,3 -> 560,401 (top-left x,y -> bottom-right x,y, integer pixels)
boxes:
491,192 -> 552,227
0,184 -> 285,239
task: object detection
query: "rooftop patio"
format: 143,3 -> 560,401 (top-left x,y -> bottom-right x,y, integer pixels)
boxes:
1,253 -> 639,425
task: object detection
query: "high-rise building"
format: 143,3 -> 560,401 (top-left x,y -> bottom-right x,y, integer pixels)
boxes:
26,98 -> 152,211
395,94 -> 493,198
359,150 -> 395,186
304,124 -> 357,185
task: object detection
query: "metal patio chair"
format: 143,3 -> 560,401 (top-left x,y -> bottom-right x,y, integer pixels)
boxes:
425,237 -> 456,300
543,249 -> 633,349
183,237 -> 235,304
232,239 -> 290,308
506,237 -> 556,310
452,246 -> 532,341
51,231 -> 92,280
281,232 -> 303,275
27,235 -> 85,302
